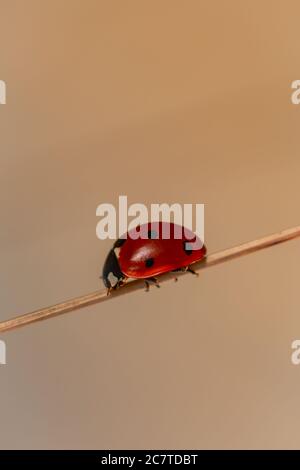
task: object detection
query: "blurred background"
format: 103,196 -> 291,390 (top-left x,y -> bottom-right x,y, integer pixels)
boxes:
0,0 -> 300,449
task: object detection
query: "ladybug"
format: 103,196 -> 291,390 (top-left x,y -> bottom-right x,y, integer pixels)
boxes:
102,222 -> 206,293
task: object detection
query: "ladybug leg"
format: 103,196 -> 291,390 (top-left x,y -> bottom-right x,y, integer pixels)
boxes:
113,278 -> 126,290
171,268 -> 185,282
172,266 -> 198,277
106,286 -> 112,296
107,277 -> 127,295
187,266 -> 199,277
150,277 -> 160,288
144,277 -> 160,292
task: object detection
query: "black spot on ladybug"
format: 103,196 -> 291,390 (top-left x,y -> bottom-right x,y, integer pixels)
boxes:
183,241 -> 193,255
145,258 -> 154,268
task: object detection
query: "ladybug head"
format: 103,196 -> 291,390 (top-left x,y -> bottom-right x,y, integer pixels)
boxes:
102,249 -> 124,288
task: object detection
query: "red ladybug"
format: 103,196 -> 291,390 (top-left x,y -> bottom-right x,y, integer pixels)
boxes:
102,221 -> 206,292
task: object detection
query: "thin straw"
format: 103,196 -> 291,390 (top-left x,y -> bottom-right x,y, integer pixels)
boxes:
1,225 -> 299,333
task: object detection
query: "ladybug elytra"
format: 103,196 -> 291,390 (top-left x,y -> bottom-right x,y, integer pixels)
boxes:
102,222 -> 206,292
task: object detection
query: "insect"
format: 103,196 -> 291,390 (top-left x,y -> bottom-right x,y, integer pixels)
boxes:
102,221 -> 206,293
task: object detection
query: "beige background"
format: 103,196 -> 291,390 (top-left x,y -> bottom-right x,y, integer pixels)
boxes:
0,0 -> 300,449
